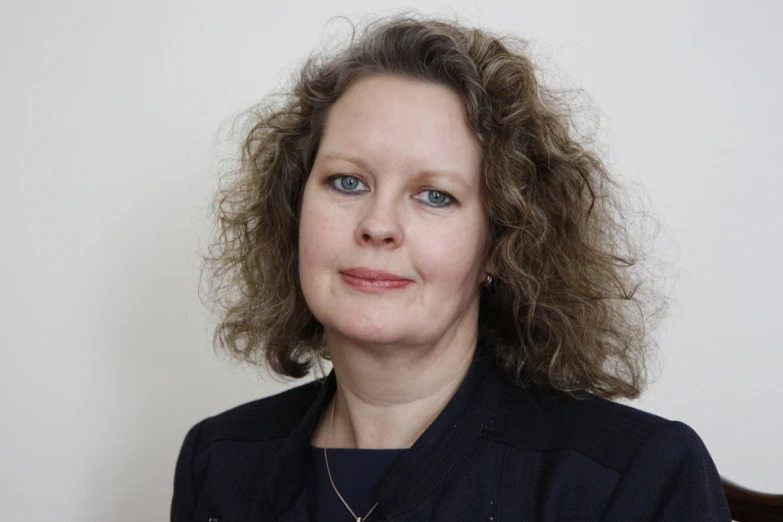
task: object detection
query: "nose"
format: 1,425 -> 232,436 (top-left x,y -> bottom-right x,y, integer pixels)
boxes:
355,197 -> 403,247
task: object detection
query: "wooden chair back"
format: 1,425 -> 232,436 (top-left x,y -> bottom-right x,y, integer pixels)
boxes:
723,478 -> 783,521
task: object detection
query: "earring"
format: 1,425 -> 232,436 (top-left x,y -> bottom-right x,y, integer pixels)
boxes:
483,274 -> 493,287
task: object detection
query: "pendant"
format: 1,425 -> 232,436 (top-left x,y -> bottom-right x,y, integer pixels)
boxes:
356,518 -> 362,522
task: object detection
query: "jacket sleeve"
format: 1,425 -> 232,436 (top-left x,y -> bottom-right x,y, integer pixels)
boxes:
601,420 -> 732,521
170,420 -> 205,522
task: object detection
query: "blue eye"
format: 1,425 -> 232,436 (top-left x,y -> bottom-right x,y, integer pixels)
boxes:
418,189 -> 454,207
328,175 -> 367,193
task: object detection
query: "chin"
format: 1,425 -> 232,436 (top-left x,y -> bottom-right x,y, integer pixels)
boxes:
325,317 -> 412,347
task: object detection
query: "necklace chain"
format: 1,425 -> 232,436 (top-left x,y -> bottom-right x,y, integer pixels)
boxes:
323,395 -> 379,522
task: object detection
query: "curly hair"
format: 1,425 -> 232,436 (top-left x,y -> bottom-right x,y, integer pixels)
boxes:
202,12 -> 669,400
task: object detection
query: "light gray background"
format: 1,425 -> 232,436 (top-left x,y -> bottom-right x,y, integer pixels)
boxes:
1,1 -> 780,519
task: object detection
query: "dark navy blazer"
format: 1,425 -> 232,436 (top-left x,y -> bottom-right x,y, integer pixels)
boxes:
170,355 -> 732,521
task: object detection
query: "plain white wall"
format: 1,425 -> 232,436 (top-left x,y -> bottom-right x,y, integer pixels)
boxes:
1,0 -> 780,519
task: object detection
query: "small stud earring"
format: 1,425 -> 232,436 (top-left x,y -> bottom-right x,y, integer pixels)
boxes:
483,274 -> 493,287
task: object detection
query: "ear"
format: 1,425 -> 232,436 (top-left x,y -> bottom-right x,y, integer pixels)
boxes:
485,240 -> 497,271
479,253 -> 497,284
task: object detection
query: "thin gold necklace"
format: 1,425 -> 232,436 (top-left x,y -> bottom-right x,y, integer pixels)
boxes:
323,396 -> 379,522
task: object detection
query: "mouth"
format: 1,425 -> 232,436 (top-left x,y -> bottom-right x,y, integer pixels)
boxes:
339,267 -> 412,292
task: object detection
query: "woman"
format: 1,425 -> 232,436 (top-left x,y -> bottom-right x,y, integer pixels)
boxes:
171,14 -> 731,521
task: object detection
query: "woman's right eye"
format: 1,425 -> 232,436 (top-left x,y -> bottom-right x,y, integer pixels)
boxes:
327,175 -> 368,194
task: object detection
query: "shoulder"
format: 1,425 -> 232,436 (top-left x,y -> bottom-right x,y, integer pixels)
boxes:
171,379 -> 325,519
189,378 -> 323,455
484,384 -> 703,474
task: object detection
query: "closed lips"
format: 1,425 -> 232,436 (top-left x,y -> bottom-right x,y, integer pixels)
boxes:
340,268 -> 411,281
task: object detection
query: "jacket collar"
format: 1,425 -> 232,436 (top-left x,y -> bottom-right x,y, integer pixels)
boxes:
262,352 -> 507,520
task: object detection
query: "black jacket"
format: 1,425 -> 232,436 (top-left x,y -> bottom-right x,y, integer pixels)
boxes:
171,355 -> 732,521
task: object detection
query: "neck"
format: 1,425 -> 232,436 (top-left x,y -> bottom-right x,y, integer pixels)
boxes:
313,329 -> 478,450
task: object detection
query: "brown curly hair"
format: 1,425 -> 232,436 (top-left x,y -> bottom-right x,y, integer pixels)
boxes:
202,12 -> 669,400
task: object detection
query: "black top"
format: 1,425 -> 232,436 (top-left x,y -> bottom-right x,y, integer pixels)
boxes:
171,353 -> 732,521
308,447 -> 405,521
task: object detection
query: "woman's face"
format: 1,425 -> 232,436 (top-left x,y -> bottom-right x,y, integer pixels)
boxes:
299,74 -> 489,350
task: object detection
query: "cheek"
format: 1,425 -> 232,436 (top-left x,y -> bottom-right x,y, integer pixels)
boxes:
298,190 -> 342,282
412,218 -> 487,287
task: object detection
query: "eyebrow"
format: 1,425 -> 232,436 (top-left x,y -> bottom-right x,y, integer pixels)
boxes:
318,151 -> 473,190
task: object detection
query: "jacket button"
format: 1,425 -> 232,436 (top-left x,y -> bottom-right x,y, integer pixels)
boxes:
208,518 -> 219,522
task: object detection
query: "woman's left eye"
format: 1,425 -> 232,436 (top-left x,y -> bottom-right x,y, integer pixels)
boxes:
416,189 -> 455,207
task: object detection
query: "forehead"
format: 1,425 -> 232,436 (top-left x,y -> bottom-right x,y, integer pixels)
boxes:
316,75 -> 482,185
